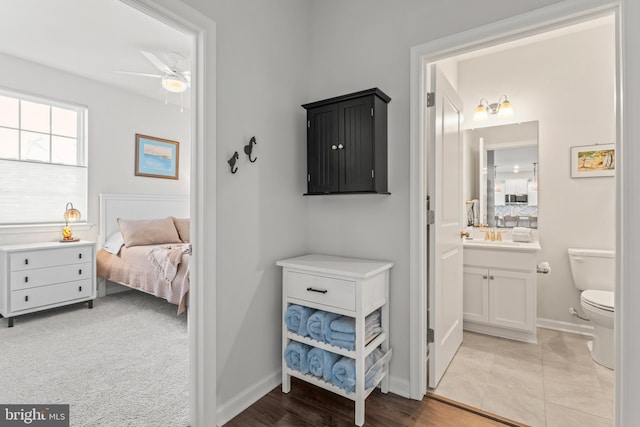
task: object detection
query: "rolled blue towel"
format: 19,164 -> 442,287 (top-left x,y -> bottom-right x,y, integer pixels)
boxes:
307,347 -> 342,381
306,311 -> 341,342
328,338 -> 355,351
284,341 -> 312,374
284,304 -> 316,336
330,350 -> 384,392
319,312 -> 341,342
329,330 -> 355,342
330,311 -> 381,334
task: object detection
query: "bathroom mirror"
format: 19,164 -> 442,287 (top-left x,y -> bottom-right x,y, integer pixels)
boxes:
464,121 -> 539,228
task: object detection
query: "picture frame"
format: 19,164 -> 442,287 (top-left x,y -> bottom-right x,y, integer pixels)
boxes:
135,134 -> 179,180
570,143 -> 615,178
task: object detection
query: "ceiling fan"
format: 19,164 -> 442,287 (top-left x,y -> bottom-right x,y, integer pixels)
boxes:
114,51 -> 191,93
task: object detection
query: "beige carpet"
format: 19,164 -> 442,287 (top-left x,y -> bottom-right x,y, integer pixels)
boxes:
0,290 -> 189,427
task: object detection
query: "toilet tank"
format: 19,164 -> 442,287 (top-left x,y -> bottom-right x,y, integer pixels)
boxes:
568,248 -> 615,291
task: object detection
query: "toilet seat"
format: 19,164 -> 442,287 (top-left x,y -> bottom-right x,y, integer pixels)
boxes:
582,290 -> 614,312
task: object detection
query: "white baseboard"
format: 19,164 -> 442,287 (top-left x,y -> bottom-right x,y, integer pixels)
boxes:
216,370 -> 280,427
537,317 -> 594,336
388,375 -> 410,399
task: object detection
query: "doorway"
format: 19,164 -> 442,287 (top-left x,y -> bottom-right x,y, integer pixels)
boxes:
409,1 -> 621,424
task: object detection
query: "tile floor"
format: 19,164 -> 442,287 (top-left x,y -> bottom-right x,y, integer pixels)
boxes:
433,328 -> 614,427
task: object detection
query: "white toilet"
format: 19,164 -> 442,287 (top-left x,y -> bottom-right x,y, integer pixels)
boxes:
568,248 -> 615,369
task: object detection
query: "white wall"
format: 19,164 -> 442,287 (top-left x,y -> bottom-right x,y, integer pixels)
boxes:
305,0 -> 566,394
457,22 -> 615,328
0,53 -> 190,245
182,0 -> 312,416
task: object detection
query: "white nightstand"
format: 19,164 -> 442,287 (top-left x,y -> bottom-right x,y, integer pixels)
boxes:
0,240 -> 96,327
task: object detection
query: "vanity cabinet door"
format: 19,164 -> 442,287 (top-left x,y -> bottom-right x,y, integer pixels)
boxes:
463,267 -> 489,323
488,269 -> 535,331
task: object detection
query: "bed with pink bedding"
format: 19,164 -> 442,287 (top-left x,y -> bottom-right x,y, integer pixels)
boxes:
97,194 -> 191,314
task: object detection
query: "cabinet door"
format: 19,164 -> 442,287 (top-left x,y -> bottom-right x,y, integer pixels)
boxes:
307,104 -> 340,193
338,96 -> 374,192
488,269 -> 535,331
463,266 -> 489,323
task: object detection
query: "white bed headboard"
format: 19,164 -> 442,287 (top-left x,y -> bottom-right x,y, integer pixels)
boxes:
99,193 -> 190,245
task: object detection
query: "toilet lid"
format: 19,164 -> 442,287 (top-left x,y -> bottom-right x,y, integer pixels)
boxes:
582,290 -> 614,311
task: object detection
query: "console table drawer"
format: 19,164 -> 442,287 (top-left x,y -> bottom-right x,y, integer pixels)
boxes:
11,262 -> 93,291
286,271 -> 355,311
11,279 -> 93,312
10,246 -> 92,271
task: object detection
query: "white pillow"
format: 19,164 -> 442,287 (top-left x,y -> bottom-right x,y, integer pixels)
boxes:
103,232 -> 125,255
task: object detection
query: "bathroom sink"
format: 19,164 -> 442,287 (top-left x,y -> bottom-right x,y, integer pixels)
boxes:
463,239 -> 541,251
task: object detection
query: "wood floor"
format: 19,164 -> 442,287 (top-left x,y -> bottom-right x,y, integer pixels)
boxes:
224,378 -> 527,427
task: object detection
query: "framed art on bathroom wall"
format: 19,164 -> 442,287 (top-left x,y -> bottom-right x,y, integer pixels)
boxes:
570,143 -> 615,178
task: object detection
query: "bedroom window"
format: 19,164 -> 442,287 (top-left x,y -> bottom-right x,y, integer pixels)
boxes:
0,89 -> 87,225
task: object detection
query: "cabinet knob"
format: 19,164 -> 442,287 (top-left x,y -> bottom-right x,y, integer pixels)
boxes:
482,275 -> 488,279
331,145 -> 338,150
489,275 -> 495,280
338,144 -> 344,149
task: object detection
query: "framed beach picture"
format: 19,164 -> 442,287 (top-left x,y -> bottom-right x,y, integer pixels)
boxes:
135,134 -> 179,180
570,143 -> 615,178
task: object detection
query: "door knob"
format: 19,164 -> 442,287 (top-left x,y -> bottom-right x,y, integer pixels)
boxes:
331,145 -> 338,150
338,144 -> 344,149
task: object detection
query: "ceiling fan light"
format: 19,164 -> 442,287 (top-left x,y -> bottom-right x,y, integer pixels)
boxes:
162,76 -> 187,93
473,104 -> 488,121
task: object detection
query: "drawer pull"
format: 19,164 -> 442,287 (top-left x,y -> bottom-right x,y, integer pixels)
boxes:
24,276 -> 29,283
79,269 -> 82,275
24,258 -> 29,265
306,287 -> 328,294
79,286 -> 82,292
78,253 -> 83,259
24,295 -> 29,302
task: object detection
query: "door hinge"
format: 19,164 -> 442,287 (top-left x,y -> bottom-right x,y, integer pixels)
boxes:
427,92 -> 435,108
307,174 -> 310,182
371,107 -> 374,117
427,210 -> 435,225
427,328 -> 434,344
307,120 -> 310,128
371,169 -> 375,179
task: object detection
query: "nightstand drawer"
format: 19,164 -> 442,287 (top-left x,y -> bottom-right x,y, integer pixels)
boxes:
10,246 -> 92,272
286,271 -> 355,311
11,262 -> 93,291
11,279 -> 93,312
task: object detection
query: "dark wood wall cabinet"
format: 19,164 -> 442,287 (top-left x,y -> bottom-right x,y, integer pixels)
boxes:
302,88 -> 391,195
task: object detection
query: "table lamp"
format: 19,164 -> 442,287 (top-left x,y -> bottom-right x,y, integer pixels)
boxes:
62,202 -> 81,242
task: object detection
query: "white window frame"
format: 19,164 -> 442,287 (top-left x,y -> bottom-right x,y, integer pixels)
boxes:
0,87 -> 88,230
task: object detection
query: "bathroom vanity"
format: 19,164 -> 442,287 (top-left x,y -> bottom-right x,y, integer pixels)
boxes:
462,239 -> 541,343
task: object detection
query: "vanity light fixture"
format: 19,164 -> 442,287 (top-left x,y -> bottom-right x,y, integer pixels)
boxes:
473,95 -> 514,121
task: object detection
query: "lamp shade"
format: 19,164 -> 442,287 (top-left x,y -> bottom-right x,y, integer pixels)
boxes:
473,104 -> 488,121
498,99 -> 513,117
64,202 -> 81,223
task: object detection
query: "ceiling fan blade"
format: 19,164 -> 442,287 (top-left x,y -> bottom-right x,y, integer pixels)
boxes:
113,70 -> 163,78
140,50 -> 174,75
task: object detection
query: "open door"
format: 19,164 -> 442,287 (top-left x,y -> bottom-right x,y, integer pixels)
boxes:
427,65 -> 464,389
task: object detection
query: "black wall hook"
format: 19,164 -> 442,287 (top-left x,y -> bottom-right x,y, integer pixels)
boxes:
228,151 -> 239,174
244,136 -> 257,163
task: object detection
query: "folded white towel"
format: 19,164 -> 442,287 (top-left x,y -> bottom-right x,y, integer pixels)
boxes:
513,227 -> 532,235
